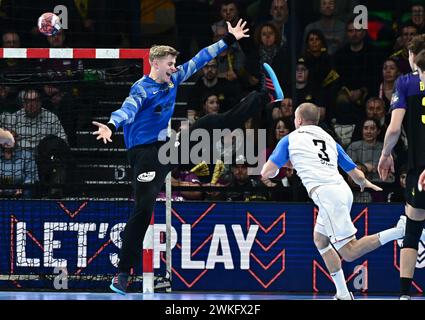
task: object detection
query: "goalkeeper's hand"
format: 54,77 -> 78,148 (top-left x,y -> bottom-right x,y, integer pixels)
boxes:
92,121 -> 112,144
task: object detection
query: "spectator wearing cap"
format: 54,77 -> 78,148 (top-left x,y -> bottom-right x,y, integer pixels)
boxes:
294,57 -> 325,119
225,155 -> 270,201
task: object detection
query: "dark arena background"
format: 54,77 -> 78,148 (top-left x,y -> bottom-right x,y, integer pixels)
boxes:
0,0 -> 425,308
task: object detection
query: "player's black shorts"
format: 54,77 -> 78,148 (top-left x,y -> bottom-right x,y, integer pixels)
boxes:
405,167 -> 425,210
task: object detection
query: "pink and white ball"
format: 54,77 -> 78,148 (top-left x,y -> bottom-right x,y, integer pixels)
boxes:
37,12 -> 62,36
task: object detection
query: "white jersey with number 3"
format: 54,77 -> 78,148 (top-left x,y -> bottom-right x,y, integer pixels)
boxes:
288,125 -> 344,193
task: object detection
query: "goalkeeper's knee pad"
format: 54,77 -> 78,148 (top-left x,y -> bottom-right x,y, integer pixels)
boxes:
402,217 -> 425,250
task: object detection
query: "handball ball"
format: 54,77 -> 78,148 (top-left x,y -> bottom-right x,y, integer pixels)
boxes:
37,12 -> 62,36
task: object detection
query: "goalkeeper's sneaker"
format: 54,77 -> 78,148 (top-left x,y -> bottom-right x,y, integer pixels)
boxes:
262,62 -> 284,103
110,272 -> 129,295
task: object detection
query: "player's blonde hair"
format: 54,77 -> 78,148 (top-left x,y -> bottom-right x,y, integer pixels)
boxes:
149,45 -> 179,62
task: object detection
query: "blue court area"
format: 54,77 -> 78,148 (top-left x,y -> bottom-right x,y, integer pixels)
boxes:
0,291 -> 417,300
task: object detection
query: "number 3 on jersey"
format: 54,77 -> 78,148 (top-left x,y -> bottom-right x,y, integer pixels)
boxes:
313,139 -> 330,162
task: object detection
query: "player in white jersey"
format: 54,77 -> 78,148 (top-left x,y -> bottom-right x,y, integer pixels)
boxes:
262,103 -> 406,300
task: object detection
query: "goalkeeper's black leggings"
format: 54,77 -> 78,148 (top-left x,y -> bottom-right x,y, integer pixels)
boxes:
118,90 -> 267,273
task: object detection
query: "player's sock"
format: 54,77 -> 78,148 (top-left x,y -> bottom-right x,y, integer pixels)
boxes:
331,269 -> 350,298
377,217 -> 405,245
261,63 -> 284,103
400,277 -> 413,297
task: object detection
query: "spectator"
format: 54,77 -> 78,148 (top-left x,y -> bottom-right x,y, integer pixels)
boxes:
1,31 -> 32,88
303,0 -> 346,55
188,58 -> 244,114
226,156 -> 270,201
266,97 -> 294,125
212,24 -> 247,85
262,117 -> 293,188
387,165 -> 407,203
0,131 -> 37,198
302,29 -> 341,122
2,30 -> 20,48
1,89 -> 68,155
334,19 -> 384,100
294,57 -> 324,119
378,58 -> 401,110
0,85 -> 19,114
391,23 -> 418,74
212,0 -> 241,31
409,3 -> 425,35
36,134 -> 73,198
347,118 -> 393,183
351,97 -> 387,143
244,22 -> 291,92
42,84 -> 79,147
312,0 -> 360,23
199,93 -> 221,116
266,0 -> 301,51
211,0 -> 253,55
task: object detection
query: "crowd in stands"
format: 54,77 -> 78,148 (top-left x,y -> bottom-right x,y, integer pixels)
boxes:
0,0 -> 424,202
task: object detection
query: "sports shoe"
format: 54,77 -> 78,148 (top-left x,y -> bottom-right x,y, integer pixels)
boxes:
400,295 -> 411,300
262,62 -> 284,103
110,272 -> 129,295
333,292 -> 354,300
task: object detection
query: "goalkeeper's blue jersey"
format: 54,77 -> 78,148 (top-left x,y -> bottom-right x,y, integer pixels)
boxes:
108,39 -> 229,149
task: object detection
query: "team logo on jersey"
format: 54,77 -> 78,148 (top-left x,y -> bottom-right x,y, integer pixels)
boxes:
168,82 -> 174,89
391,94 -> 399,105
137,171 -> 156,182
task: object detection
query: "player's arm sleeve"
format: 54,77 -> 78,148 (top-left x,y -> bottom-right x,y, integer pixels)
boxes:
337,143 -> 356,173
108,87 -> 146,130
172,34 -> 236,85
390,76 -> 407,111
268,136 -> 290,168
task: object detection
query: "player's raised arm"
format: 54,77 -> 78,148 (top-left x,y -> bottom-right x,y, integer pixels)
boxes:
173,19 -> 249,85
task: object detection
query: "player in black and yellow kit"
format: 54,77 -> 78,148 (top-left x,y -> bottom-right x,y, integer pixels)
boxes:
416,52 -> 425,195
378,34 -> 425,300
